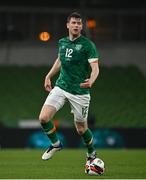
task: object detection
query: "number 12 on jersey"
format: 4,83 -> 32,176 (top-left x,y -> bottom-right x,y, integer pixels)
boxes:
65,48 -> 73,58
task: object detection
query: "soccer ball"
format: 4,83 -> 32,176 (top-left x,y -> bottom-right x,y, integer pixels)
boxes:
85,158 -> 105,175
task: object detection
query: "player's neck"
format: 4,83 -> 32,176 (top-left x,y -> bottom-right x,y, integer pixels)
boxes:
69,34 -> 81,41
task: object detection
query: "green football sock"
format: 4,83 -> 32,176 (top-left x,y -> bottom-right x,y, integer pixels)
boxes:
81,128 -> 95,154
41,121 -> 58,144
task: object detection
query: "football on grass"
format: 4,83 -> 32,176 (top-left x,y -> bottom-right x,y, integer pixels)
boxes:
85,158 -> 105,175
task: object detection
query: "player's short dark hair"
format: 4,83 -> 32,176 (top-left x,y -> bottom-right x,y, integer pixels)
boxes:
67,12 -> 82,22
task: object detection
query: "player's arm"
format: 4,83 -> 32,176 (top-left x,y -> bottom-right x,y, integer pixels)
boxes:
44,57 -> 61,92
80,60 -> 99,88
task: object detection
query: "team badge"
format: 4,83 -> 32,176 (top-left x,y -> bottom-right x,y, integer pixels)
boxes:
75,44 -> 82,51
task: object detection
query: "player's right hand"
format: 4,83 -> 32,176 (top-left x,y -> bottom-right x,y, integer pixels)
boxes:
80,79 -> 92,88
44,77 -> 52,92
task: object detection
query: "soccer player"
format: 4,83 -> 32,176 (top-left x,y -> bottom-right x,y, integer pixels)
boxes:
39,12 -> 100,168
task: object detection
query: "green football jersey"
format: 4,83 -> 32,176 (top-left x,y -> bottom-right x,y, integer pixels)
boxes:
55,35 -> 100,95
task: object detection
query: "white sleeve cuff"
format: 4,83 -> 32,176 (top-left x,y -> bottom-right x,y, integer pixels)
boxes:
88,58 -> 99,63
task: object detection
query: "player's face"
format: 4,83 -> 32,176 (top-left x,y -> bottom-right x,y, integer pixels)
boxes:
67,17 -> 83,37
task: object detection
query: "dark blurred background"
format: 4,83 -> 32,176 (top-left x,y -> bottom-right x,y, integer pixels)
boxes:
0,0 -> 146,149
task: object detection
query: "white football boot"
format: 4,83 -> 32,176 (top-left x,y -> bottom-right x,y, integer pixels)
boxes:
42,142 -> 63,160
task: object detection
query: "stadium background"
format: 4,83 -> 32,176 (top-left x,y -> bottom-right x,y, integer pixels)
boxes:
0,0 -> 146,149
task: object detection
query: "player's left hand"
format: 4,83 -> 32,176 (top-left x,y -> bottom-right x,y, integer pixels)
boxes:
80,79 -> 93,88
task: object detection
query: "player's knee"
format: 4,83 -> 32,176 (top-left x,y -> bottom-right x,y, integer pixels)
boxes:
76,126 -> 86,135
39,114 -> 48,124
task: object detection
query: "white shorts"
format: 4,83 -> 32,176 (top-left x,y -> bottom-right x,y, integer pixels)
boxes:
44,86 -> 91,122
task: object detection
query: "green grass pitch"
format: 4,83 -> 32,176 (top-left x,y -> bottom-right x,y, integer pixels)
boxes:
0,149 -> 146,179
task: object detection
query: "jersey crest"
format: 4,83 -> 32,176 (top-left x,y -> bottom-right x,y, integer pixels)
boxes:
75,44 -> 82,51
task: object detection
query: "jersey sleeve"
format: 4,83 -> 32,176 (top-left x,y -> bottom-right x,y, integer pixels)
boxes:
87,41 -> 100,63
